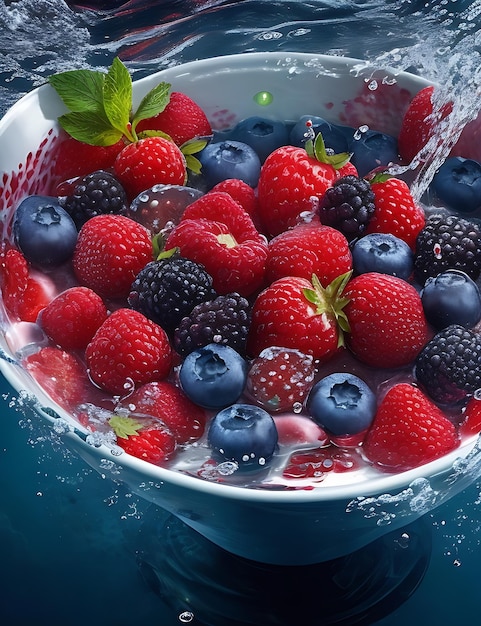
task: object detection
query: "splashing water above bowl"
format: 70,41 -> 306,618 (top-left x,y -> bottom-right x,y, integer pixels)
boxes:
1,52 -> 481,566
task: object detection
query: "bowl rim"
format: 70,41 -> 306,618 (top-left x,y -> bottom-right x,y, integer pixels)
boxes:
1,51 -> 476,505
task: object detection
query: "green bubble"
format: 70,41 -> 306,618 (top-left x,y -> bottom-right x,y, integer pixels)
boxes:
253,91 -> 274,106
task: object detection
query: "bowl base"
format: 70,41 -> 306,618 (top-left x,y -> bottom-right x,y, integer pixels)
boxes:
130,505 -> 432,625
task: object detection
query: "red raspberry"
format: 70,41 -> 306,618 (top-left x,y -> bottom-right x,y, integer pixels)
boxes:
121,380 -> 207,444
85,308 -> 173,395
265,223 -> 352,287
245,346 -> 316,412
40,286 -> 108,350
211,178 -> 261,229
135,91 -> 212,146
166,191 -> 267,297
72,214 -> 153,299
114,136 -> 187,199
108,414 -> 176,465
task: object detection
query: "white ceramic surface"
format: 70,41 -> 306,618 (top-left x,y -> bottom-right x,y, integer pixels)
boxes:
2,52 -> 481,565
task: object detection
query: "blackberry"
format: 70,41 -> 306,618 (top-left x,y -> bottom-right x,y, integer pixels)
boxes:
61,170 -> 128,229
414,324 -> 481,404
128,256 -> 216,334
174,292 -> 251,357
318,175 -> 375,240
414,213 -> 481,286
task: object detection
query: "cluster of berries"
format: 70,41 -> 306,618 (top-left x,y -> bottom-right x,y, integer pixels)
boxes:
2,59 -> 481,485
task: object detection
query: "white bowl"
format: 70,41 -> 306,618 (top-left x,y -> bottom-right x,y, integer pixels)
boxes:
2,52 -> 481,565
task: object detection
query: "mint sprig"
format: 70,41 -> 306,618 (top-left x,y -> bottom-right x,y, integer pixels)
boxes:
48,57 -> 171,147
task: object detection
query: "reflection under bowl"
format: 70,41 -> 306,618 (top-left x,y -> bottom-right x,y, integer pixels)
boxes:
1,52 -> 481,565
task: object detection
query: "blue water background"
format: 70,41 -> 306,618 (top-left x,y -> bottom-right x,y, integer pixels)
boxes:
1,1 -> 481,624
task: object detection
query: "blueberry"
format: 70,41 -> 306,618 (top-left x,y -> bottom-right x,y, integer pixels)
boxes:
179,343 -> 248,409
198,140 -> 261,189
289,115 -> 350,153
13,195 -> 78,268
421,269 -> 481,330
208,403 -> 278,468
352,233 -> 414,279
349,130 -> 399,177
431,156 -> 481,214
307,373 -> 376,436
228,116 -> 289,163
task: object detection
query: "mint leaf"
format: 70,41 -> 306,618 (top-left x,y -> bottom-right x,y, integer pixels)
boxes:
58,111 -> 123,146
181,137 -> 209,155
132,81 -> 171,130
185,154 -> 203,175
103,57 -> 133,140
48,69 -> 105,113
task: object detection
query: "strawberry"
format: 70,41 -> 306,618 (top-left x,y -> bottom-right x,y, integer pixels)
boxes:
257,134 -> 356,237
135,91 -> 212,146
344,272 -> 429,369
165,191 -> 268,297
121,380 -> 207,444
247,272 -> 351,360
52,135 -> 124,183
39,286 -> 108,350
398,86 -> 453,163
23,346 -> 88,410
265,223 -> 352,287
108,414 -> 176,464
365,175 -> 425,250
85,308 -> 173,395
72,214 -> 153,299
245,346 -> 316,412
459,396 -> 481,438
114,136 -> 187,200
363,383 -> 459,471
0,248 -> 50,322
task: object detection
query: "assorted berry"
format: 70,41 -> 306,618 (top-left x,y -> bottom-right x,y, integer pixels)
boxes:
60,169 -> 128,229
5,57 -> 481,488
318,174 -> 375,240
13,195 -> 78,268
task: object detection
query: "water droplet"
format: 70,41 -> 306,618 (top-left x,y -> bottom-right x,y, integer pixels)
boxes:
433,243 -> 443,259
367,79 -> 378,90
178,611 -> 194,623
253,90 -> 273,106
293,402 -> 303,414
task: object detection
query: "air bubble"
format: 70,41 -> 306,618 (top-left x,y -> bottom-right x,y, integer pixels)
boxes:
293,402 -> 303,414
433,243 -> 443,259
367,79 -> 378,90
178,610 -> 195,623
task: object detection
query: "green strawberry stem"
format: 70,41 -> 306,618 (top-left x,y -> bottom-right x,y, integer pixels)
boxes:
303,271 -> 352,348
109,414 -> 143,439
304,132 -> 352,170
